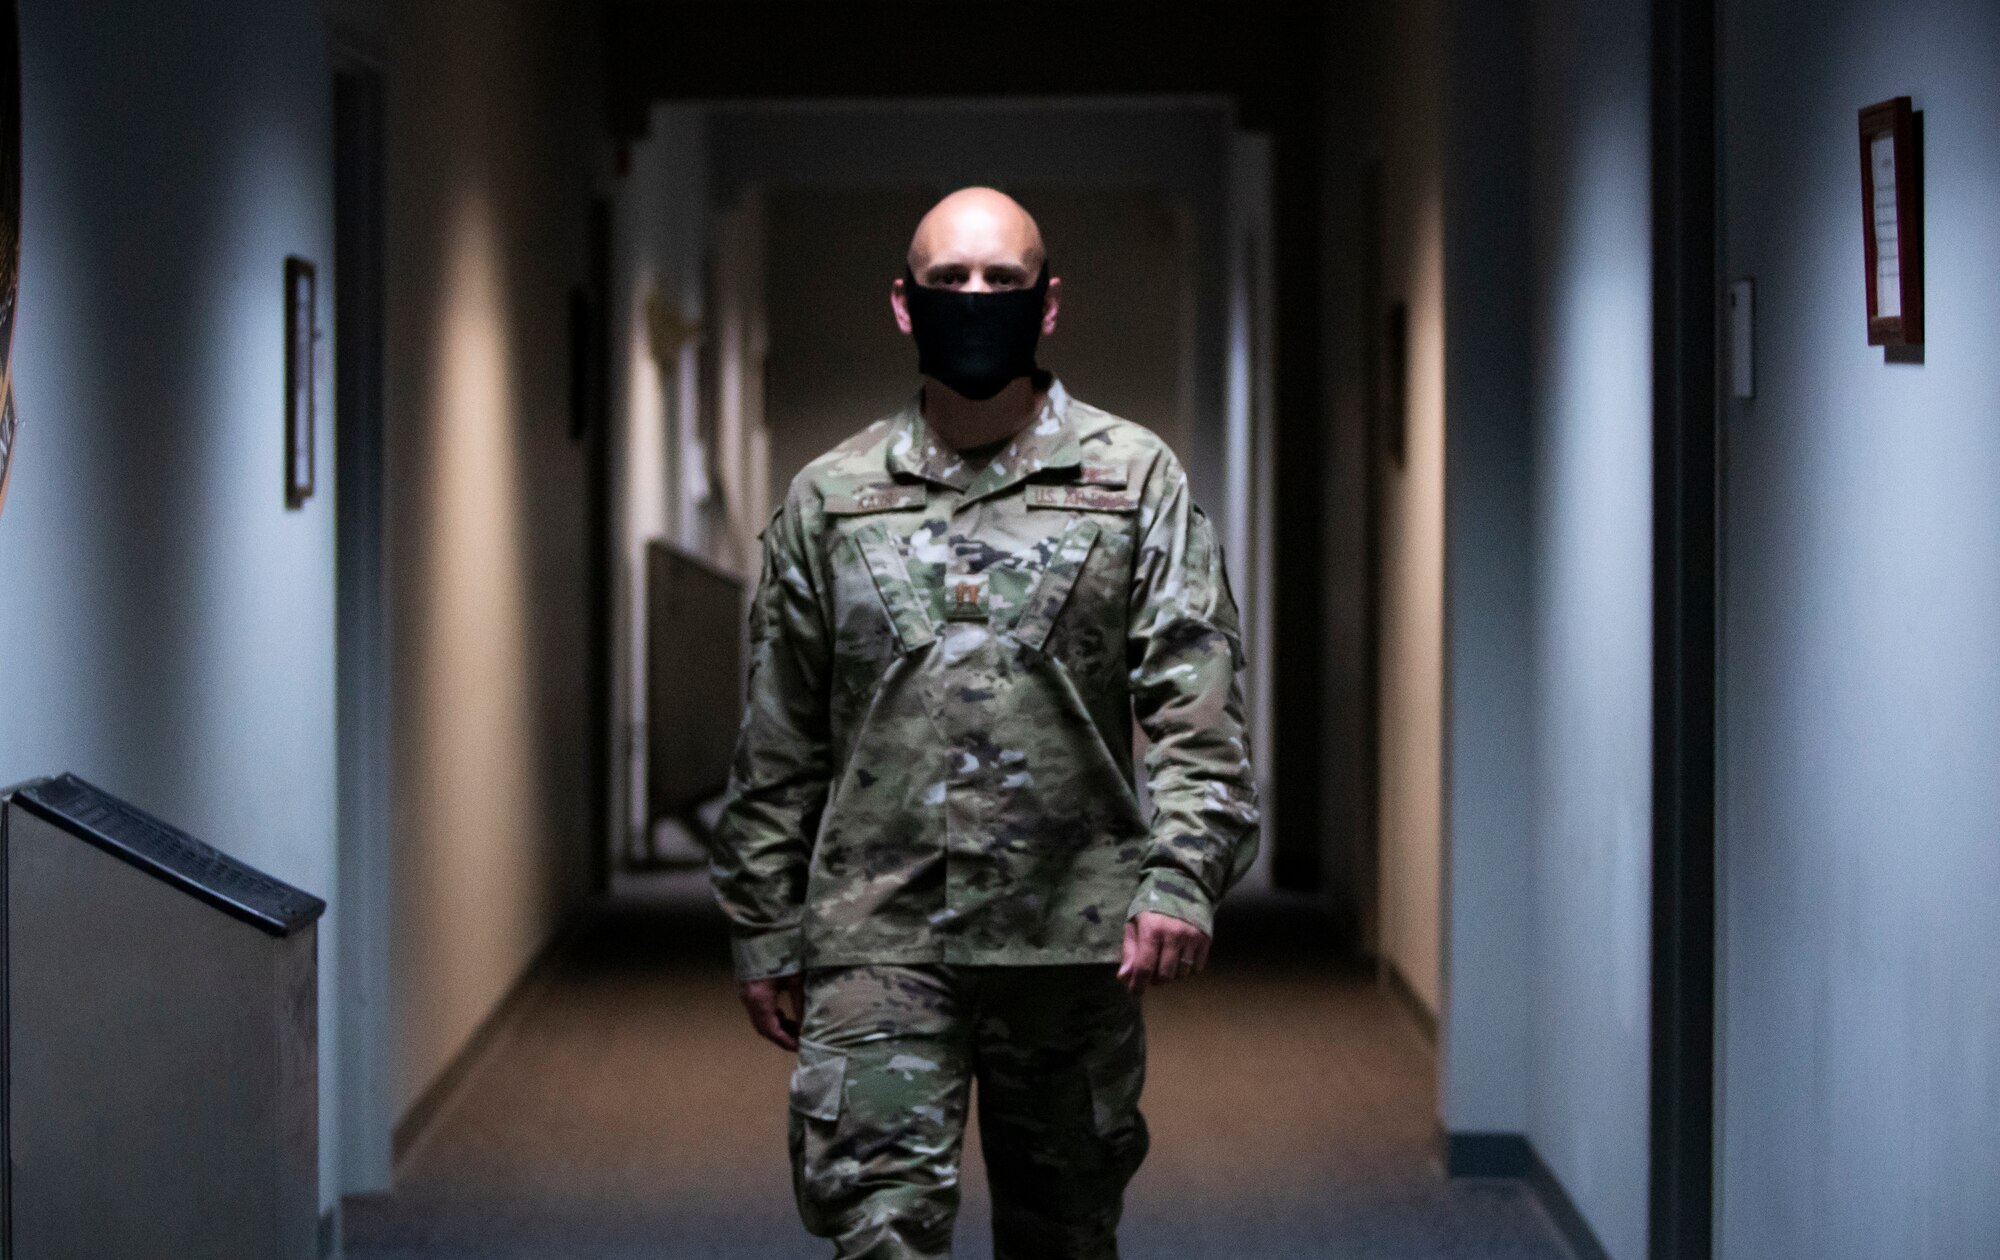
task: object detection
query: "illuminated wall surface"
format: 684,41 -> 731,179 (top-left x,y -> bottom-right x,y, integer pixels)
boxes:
1523,0 -> 1652,1254
0,0 -> 602,1207
1372,0 -> 1448,1025
378,0 -> 600,1124
1719,0 -> 2000,1255
1,0 -> 340,1207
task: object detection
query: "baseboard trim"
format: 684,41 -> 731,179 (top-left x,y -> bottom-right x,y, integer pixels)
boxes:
1445,1130 -> 1533,1177
391,906 -> 596,1165
1380,958 -> 1439,1044
1446,1132 -> 1613,1260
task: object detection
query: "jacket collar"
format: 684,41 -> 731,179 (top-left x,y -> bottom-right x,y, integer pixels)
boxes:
885,374 -> 1083,504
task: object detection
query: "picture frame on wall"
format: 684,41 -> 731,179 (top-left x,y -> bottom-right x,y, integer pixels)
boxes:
284,256 -> 316,508
1858,96 -> 1923,348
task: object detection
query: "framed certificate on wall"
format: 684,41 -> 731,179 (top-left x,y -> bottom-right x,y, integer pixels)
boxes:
1858,97 -> 1922,348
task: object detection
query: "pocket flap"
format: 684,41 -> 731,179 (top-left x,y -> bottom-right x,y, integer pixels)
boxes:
1012,517 -> 1103,651
848,523 -> 937,652
789,1041 -> 847,1122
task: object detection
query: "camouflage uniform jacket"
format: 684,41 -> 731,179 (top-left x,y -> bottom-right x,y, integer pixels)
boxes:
712,376 -> 1261,981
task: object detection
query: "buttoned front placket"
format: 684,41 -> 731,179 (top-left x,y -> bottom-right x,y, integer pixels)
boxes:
880,381 -> 1086,951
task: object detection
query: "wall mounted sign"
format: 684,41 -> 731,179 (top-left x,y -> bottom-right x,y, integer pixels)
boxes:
284,256 -> 316,508
1858,96 -> 1922,348
0,0 -> 21,522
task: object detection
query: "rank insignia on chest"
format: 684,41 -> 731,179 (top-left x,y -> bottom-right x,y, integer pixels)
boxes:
943,571 -> 990,621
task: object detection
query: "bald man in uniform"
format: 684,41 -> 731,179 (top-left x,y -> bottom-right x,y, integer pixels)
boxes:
711,187 -> 1261,1259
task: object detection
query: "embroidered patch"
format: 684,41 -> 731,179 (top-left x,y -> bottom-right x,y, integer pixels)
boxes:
824,484 -> 926,515
1077,459 -> 1129,487
1025,484 -> 1140,512
942,571 -> 989,621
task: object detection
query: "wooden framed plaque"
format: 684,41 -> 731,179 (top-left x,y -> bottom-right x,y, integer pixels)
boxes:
1858,97 -> 1922,347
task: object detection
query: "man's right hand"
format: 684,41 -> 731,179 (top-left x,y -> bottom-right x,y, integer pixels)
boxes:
739,973 -> 805,1051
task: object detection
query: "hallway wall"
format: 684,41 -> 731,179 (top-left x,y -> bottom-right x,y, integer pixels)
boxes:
1368,0 -> 1449,1021
1327,2 -> 1652,1252
1,0 -> 341,1207
372,0 -> 603,1124
1718,2 -> 2000,1255
1521,0 -> 1653,1254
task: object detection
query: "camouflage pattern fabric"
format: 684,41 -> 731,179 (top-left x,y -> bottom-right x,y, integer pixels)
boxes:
711,375 -> 1261,981
789,962 -> 1148,1260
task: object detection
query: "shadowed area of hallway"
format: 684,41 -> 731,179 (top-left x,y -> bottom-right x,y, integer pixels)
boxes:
343,881 -> 1576,1259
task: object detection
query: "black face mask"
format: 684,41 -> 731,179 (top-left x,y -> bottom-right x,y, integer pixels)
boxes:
901,259 -> 1050,401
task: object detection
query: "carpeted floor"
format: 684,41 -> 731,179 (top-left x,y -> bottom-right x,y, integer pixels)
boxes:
343,878 -> 1575,1259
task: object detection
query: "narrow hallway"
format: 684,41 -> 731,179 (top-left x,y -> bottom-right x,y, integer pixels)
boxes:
11,0 -> 1998,1255
344,887 -> 1574,1259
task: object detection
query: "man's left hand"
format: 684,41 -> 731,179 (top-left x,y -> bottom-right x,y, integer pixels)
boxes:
1117,911 -> 1212,996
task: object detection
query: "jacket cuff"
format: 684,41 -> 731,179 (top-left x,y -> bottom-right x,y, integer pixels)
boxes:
731,925 -> 804,981
1127,869 -> 1216,936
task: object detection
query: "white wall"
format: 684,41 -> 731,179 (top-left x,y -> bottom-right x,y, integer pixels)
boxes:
1372,0 -> 1450,1021
379,0 -> 602,1121
1718,2 -> 2000,1255
1522,0 -> 1654,1253
1331,8 -> 1655,1249
2,0 -> 340,1207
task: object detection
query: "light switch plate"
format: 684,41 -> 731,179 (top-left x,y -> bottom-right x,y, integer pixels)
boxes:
1729,278 -> 1755,399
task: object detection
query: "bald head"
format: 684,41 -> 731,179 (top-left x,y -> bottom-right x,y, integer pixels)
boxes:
905,187 -> 1047,288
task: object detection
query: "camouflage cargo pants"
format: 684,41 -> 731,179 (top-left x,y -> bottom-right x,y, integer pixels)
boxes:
787,963 -> 1150,1260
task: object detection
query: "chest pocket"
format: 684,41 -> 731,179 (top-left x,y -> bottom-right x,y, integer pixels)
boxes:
843,521 -> 936,654
1010,515 -> 1104,653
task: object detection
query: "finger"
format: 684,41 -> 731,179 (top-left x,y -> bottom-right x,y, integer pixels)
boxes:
763,1001 -> 800,1052
777,975 -> 805,1035
1155,932 -> 1184,985
1127,924 -> 1161,997
1116,918 -> 1141,987
744,987 -> 800,1052
1189,932 -> 1211,973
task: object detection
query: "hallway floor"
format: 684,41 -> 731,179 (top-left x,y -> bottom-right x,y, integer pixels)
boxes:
343,878 -> 1576,1259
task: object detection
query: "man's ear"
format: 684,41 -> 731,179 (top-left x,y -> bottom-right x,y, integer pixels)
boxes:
1041,276 -> 1062,335
890,276 -> 914,334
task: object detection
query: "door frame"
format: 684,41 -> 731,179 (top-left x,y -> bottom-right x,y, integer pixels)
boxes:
1648,0 -> 1720,1253
1226,129 -> 1279,891
332,53 -> 395,1197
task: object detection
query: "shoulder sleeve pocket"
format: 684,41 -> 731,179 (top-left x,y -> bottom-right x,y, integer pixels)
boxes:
789,1040 -> 848,1122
